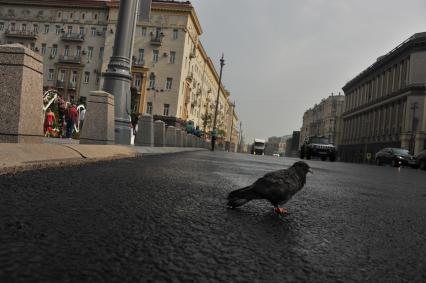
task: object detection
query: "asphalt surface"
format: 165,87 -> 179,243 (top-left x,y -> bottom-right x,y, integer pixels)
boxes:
0,151 -> 425,282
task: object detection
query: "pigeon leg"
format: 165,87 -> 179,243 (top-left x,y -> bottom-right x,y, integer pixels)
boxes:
274,207 -> 288,215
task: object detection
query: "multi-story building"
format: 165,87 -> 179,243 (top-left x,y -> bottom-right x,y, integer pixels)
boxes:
340,32 -> 426,162
299,93 -> 345,148
0,0 -> 238,139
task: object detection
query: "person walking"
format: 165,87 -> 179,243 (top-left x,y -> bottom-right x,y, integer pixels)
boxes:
65,104 -> 79,139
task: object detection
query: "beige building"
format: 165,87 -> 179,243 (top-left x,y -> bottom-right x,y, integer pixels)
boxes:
0,0 -> 238,140
340,32 -> 426,162
300,93 -> 345,148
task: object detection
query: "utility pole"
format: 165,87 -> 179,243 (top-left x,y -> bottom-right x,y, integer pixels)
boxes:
228,101 -> 235,152
211,54 -> 225,151
102,0 -> 140,144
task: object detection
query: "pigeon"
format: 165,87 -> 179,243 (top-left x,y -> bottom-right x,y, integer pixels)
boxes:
227,161 -> 312,214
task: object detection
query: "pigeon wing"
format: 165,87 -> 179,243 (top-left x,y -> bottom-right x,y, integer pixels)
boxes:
250,169 -> 293,203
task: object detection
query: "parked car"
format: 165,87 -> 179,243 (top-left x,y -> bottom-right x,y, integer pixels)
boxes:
375,148 -> 416,167
300,136 -> 337,161
415,150 -> 426,170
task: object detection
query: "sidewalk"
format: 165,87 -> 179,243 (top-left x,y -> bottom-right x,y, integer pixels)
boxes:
0,143 -> 207,175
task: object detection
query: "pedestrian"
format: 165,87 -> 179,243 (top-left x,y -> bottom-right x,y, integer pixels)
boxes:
130,113 -> 139,136
79,107 -> 86,132
65,104 -> 79,138
44,108 -> 57,137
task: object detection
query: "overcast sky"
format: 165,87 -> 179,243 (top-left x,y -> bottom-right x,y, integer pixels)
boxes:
188,0 -> 426,142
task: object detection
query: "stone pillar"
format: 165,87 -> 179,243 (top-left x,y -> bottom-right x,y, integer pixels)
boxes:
0,44 -> 43,143
80,91 -> 115,144
182,132 -> 188,147
154,120 -> 165,147
415,132 -> 426,155
175,129 -> 183,147
135,114 -> 153,146
165,126 -> 176,147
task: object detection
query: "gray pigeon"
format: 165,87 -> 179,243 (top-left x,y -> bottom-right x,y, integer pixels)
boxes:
227,161 -> 312,214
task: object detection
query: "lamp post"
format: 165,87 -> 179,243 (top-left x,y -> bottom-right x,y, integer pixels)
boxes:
228,101 -> 235,152
102,0 -> 139,144
211,54 -> 225,151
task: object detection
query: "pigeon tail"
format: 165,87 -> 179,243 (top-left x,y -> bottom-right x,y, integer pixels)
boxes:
227,186 -> 256,208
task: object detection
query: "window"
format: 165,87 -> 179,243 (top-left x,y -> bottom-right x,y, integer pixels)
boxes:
44,24 -> 49,33
165,78 -> 173,90
138,48 -> 144,61
146,102 -> 152,114
33,24 -> 38,33
82,13 -> 85,20
59,69 -> 66,82
149,73 -> 156,89
41,43 -> 46,55
58,12 -> 61,18
71,71 -> 77,83
79,27 -> 85,35
30,43 -> 35,51
21,24 -> 26,31
10,23 -> 15,31
141,27 -> 147,36
76,46 -> 81,57
152,50 -> 159,63
48,69 -> 54,81
51,44 -> 57,57
64,46 -> 69,56
0,22 -> 3,31
87,46 -> 93,59
55,25 -> 61,35
169,51 -> 176,64
135,74 -> 141,87
91,27 -> 96,37
99,47 -> 104,59
155,27 -> 162,38
70,13 -> 73,19
94,14 -> 98,20
66,26 -> 72,34
84,72 -> 90,83
163,104 -> 170,116
173,29 -> 178,39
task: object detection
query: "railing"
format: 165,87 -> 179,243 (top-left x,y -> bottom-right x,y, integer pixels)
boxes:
5,29 -> 38,39
60,33 -> 84,42
58,55 -> 82,64
150,33 -> 163,45
56,80 -> 65,89
132,59 -> 146,68
68,82 -> 77,90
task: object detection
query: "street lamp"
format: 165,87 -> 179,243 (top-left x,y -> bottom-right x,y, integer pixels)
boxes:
211,54 -> 225,151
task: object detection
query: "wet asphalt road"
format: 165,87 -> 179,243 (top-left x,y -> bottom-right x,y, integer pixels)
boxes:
0,151 -> 425,282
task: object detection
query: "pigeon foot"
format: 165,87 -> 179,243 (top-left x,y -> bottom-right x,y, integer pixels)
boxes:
274,207 -> 288,215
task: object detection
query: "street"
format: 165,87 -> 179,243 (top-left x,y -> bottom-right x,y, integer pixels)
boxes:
0,151 -> 425,282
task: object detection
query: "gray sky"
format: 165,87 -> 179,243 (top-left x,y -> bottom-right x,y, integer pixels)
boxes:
189,0 -> 426,142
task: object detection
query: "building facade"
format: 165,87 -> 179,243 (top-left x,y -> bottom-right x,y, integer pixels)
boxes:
299,93 -> 345,148
0,0 -> 238,140
340,32 -> 426,162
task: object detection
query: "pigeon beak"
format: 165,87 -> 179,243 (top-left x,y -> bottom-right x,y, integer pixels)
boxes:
308,168 -> 313,174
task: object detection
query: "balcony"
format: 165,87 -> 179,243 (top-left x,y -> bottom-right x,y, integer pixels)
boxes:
132,59 -> 146,68
5,29 -> 38,39
68,81 -> 77,90
150,32 -> 164,46
56,80 -> 65,89
58,55 -> 82,64
60,33 -> 84,42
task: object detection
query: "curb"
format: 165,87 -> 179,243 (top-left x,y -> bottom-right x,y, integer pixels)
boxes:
0,144 -> 207,175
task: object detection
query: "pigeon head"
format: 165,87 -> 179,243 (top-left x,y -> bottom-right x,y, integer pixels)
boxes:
292,161 -> 313,175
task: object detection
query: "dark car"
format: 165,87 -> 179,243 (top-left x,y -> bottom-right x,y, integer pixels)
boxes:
415,150 -> 426,170
375,148 -> 416,167
300,136 -> 337,161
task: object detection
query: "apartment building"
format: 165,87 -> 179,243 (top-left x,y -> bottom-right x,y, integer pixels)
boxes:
0,0 -> 237,139
300,93 -> 345,148
340,32 -> 426,162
